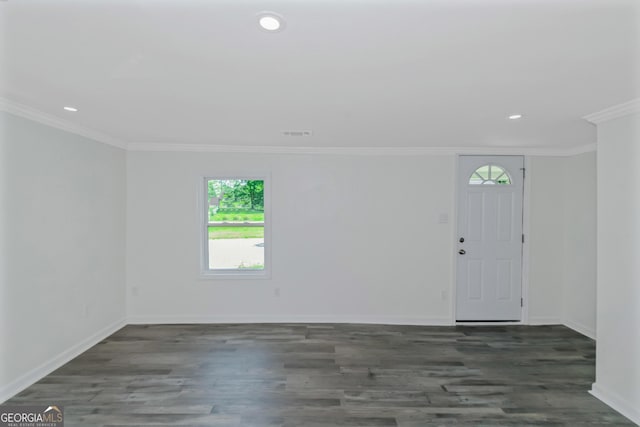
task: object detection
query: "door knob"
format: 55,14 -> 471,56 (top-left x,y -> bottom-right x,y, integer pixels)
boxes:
459,249 -> 466,255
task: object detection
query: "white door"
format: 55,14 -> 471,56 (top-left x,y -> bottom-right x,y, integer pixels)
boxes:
456,156 -> 524,321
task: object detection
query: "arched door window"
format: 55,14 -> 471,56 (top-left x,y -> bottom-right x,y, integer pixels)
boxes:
468,164 -> 511,185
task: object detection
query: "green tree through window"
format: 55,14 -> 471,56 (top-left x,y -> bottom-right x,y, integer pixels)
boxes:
205,178 -> 266,271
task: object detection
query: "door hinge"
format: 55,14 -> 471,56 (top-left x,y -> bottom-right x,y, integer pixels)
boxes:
521,298 -> 524,307
522,234 -> 525,243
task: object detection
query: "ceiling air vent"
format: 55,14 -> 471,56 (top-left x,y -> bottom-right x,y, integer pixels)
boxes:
282,130 -> 313,137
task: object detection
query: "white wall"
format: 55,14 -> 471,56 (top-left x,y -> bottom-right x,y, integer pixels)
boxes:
527,154 -> 598,334
126,151 -> 592,326
528,157 -> 565,324
562,152 -> 597,338
0,112 -> 127,402
591,112 -> 640,424
126,152 -> 456,324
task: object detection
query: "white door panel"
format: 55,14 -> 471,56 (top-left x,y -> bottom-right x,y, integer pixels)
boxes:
456,156 -> 524,321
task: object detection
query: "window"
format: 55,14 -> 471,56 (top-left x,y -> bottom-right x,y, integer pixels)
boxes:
469,164 -> 511,185
203,177 -> 269,276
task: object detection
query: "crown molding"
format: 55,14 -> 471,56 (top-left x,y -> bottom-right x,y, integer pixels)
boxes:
127,142 -> 454,156
0,97 -> 128,150
127,142 -> 595,157
559,143 -> 597,156
583,98 -> 640,124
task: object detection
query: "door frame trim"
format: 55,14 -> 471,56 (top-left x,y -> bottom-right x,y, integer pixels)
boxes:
450,154 -> 530,324
521,155 -> 532,324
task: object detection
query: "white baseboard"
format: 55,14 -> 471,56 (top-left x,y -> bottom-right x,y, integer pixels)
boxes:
563,318 -> 596,340
127,314 -> 453,326
590,382 -> 640,425
456,321 -> 523,326
0,318 -> 127,404
528,317 -> 562,325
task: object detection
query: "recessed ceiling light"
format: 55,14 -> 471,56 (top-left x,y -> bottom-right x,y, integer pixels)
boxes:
63,106 -> 78,112
258,12 -> 284,32
508,114 -> 523,120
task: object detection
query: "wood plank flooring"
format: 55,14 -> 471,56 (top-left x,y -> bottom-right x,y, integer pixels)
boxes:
4,324 -> 633,426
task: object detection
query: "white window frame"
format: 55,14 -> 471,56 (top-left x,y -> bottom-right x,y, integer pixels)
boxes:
200,175 -> 271,279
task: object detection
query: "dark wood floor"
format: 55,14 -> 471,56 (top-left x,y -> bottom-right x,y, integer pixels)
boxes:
4,324 -> 633,426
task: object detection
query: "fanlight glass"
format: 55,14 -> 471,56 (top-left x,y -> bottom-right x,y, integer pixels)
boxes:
469,164 -> 511,185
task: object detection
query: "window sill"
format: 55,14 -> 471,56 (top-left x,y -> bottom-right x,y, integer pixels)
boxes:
199,270 -> 271,280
